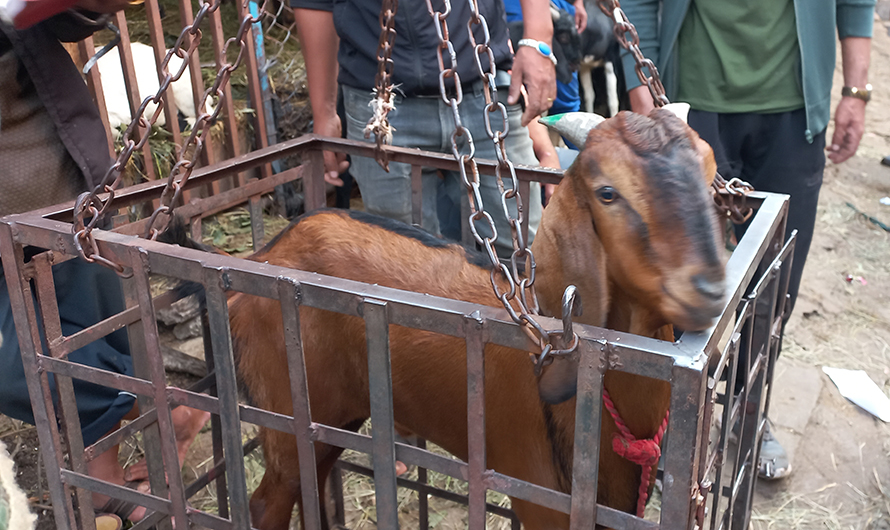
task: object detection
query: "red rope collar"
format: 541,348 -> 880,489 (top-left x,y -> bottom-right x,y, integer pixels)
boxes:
602,388 -> 670,518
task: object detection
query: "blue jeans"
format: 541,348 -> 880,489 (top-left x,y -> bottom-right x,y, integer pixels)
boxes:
342,82 -> 542,257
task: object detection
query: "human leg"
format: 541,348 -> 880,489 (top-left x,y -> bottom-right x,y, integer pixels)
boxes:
341,85 -> 444,233
1,258 -> 209,519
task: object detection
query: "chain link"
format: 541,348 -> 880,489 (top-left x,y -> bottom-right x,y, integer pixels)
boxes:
595,0 -> 667,108
425,0 -> 579,373
365,0 -> 399,171
72,0 -> 271,276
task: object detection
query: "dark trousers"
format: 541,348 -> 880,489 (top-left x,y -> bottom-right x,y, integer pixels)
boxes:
688,108 -> 826,319
0,258 -> 135,446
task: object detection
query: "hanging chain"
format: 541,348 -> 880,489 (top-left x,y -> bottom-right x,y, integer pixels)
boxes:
426,0 -> 578,373
595,0 -> 753,223
595,0 -> 667,108
72,0 -> 271,277
365,0 -> 399,171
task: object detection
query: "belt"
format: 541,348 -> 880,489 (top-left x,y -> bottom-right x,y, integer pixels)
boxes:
411,70 -> 513,98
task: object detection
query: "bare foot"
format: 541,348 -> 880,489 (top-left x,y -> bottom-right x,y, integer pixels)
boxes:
87,447 -> 149,522
125,406 -> 211,481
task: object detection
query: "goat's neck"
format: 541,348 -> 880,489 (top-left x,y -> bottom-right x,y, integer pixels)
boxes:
530,177 -> 609,328
606,284 -> 674,341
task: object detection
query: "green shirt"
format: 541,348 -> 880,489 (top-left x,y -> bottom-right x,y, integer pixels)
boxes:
676,0 -> 805,114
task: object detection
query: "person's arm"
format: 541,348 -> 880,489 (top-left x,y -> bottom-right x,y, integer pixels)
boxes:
828,36 -> 871,164
507,0 -> 555,126
525,118 -> 560,204
572,0 -> 587,35
619,0 -> 660,114
294,7 -> 347,185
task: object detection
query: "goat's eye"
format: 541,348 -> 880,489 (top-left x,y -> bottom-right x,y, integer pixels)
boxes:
596,186 -> 618,204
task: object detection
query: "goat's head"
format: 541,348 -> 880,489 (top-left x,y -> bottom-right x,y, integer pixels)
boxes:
555,109 -> 726,331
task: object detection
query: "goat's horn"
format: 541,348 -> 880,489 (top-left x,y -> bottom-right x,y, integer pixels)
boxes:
662,102 -> 690,124
538,112 -> 607,149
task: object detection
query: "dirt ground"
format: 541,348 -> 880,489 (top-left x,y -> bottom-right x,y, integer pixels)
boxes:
2,12 -> 890,530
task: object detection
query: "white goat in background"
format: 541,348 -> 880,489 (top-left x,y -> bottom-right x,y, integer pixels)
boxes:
96,42 -> 213,138
578,4 -> 619,117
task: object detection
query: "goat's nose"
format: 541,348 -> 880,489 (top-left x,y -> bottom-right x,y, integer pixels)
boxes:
692,273 -> 725,301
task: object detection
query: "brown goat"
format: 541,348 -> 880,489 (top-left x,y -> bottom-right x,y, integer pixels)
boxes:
225,109 -> 723,529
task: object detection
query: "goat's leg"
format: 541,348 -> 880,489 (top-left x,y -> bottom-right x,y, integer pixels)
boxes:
579,63 -> 595,114
250,460 -> 300,530
605,61 -> 618,117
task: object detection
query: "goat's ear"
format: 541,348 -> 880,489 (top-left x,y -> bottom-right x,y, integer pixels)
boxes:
537,356 -> 578,404
692,132 -> 718,186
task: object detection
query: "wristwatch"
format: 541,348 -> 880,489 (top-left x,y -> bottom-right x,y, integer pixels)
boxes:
517,39 -> 558,67
841,84 -> 872,103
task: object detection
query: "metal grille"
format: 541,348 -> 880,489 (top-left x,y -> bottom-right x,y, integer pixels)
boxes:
1,135 -> 791,530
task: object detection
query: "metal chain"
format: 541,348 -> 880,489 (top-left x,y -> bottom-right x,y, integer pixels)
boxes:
594,0 -> 753,223
595,0 -> 667,108
365,0 -> 399,171
426,0 -> 578,373
72,0 -> 271,276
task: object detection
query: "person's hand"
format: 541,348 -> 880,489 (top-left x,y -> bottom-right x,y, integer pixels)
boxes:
75,0 -> 132,14
628,85 -> 656,116
573,0 -> 587,35
508,45 -> 557,127
314,113 -> 348,186
827,96 -> 866,164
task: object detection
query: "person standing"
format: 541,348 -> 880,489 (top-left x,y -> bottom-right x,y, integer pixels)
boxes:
291,0 -> 557,255
619,0 -> 875,480
0,4 -> 209,525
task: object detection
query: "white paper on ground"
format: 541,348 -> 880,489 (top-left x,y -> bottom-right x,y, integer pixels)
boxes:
822,367 -> 890,422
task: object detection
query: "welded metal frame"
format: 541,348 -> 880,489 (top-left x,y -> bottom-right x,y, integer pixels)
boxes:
0,136 -> 791,530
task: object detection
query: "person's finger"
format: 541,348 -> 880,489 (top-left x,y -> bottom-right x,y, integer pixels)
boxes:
323,151 -> 345,187
325,172 -> 345,186
507,65 -> 523,106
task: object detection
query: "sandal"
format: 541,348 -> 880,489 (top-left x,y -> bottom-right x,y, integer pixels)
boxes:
95,479 -> 145,529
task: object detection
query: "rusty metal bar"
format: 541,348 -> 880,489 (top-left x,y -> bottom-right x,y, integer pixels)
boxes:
569,339 -> 604,530
49,288 -> 179,359
416,437 -> 429,529
88,408 -> 157,463
177,0 -> 214,171
115,166 -> 303,237
209,7 -> 244,188
484,470 -> 570,514
145,0 -> 183,148
31,254 -> 98,530
304,150 -> 327,211
519,179 -> 531,247
0,229 -> 77,530
114,11 -> 158,181
660,358 -> 707,528
248,183 -> 265,250
364,298 -> 400,530
465,315 -> 486,530
62,469 -> 172,513
30,136 -> 564,221
277,278 -> 323,530
128,247 -> 191,528
202,311 -> 230,520
203,266 -> 252,528
334,460 -> 518,520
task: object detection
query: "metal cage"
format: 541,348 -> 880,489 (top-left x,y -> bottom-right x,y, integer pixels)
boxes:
0,135 -> 793,530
